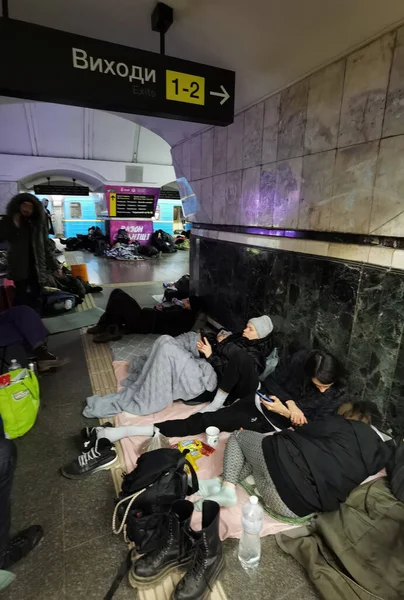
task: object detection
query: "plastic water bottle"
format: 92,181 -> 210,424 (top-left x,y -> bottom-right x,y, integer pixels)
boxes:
238,496 -> 263,570
9,359 -> 22,371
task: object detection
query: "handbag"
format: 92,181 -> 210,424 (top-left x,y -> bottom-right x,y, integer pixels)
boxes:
0,368 -> 40,438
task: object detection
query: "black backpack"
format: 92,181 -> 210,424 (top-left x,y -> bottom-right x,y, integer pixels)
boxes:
112,448 -> 198,554
105,449 -> 198,600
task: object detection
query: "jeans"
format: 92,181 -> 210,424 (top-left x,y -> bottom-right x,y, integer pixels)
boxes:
0,435 -> 17,561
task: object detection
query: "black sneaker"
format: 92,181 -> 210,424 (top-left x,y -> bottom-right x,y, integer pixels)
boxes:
61,439 -> 117,480
34,345 -> 69,372
80,422 -> 113,451
0,525 -> 43,569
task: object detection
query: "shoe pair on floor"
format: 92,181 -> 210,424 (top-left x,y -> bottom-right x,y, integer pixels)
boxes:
130,499 -> 223,600
87,323 -> 122,343
61,423 -> 117,479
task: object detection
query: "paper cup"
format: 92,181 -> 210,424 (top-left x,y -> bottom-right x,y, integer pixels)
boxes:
206,426 -> 220,448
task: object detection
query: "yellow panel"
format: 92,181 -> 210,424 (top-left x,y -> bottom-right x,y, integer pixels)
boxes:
109,192 -> 117,217
166,70 -> 205,105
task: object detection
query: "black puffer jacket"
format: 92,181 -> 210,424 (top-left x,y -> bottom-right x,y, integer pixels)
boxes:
263,349 -> 348,421
0,193 -> 59,283
206,333 -> 270,378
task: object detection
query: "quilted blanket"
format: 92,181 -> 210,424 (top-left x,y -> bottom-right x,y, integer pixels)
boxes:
83,332 -> 217,418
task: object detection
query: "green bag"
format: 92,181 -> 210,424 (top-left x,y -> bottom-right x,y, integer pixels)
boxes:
0,369 -> 40,439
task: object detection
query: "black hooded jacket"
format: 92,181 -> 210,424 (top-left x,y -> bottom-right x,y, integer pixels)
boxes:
0,193 -> 59,283
263,416 -> 391,516
262,349 -> 348,422
206,332 -> 270,379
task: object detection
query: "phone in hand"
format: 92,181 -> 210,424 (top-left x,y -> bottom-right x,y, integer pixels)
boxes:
199,329 -> 207,341
257,390 -> 274,403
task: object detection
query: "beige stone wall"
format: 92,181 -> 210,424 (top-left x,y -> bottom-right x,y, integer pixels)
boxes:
172,26 -> 404,238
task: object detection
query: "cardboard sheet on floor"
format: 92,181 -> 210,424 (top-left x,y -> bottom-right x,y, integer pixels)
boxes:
43,307 -> 104,334
113,360 -> 299,540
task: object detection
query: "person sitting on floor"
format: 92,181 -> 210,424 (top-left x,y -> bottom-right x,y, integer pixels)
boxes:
87,288 -> 207,343
0,415 -> 43,574
192,315 -> 273,412
0,305 -> 67,372
90,348 -> 345,442
193,401 -> 391,516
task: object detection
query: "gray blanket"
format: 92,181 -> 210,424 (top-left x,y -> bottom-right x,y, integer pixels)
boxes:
83,332 -> 217,418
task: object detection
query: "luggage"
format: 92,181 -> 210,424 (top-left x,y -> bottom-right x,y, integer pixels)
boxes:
0,368 -> 40,439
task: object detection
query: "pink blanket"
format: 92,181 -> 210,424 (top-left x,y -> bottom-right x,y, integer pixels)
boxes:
113,360 -> 386,540
113,361 -> 298,539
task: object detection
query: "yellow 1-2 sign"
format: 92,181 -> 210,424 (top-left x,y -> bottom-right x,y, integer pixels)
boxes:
166,70 -> 205,105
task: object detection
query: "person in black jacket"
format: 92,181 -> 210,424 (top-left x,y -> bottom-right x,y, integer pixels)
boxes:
195,316 -> 273,413
87,289 -> 207,342
0,193 -> 60,311
195,401 -> 391,516
262,349 -> 348,428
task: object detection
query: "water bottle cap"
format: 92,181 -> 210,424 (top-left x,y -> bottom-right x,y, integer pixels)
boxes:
250,496 -> 259,505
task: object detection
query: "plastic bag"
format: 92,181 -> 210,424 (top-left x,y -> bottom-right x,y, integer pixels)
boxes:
0,368 -> 40,439
140,427 -> 171,454
259,347 -> 279,382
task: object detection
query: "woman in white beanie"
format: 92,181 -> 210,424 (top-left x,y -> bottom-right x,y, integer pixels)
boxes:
195,315 -> 273,413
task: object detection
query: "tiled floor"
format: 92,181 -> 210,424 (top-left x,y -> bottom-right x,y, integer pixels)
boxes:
1,250 -> 319,600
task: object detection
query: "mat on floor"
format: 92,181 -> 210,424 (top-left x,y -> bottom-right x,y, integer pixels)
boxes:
112,360 -> 299,540
44,306 -> 104,334
109,333 -> 159,362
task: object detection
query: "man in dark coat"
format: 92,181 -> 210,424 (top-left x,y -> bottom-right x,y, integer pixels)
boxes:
0,193 -> 60,311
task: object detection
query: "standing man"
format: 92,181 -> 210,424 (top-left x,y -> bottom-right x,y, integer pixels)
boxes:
42,198 -> 54,235
0,193 -> 60,312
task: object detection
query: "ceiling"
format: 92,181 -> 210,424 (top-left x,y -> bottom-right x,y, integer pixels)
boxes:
2,0 -> 404,145
0,102 -> 172,164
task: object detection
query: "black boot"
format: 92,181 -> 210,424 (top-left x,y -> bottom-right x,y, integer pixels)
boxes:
173,500 -> 223,600
129,500 -> 195,589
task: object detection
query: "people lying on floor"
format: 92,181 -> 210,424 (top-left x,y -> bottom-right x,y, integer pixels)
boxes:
86,288 -> 207,343
192,401 -> 391,515
89,348 -> 348,442
193,315 -> 273,413
0,415 -> 43,575
82,315 -> 272,420
42,265 -> 102,300
0,305 -> 67,372
0,193 -> 60,312
60,226 -> 106,252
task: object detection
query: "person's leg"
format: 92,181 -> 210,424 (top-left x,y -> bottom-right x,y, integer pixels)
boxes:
4,306 -> 48,351
0,437 -> 16,561
99,289 -> 143,329
96,396 -> 272,443
199,352 -> 258,414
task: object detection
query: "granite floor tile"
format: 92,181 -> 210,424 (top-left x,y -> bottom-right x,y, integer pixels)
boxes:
62,469 -> 116,551
220,537 -> 317,600
64,534 -> 133,600
2,553 -> 65,600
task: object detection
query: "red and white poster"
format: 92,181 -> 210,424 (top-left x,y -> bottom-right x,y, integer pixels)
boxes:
109,220 -> 153,245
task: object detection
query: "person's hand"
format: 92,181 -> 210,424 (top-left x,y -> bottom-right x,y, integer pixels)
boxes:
13,214 -> 20,228
197,336 -> 212,358
261,395 -> 290,418
286,401 -> 307,426
217,332 -> 230,343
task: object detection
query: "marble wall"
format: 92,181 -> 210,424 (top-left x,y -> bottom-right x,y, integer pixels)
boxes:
173,25 -> 404,237
192,235 -> 404,433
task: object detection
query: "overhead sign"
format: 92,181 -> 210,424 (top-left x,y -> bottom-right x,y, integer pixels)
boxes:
0,18 -> 235,127
106,186 -> 159,219
34,184 -> 89,196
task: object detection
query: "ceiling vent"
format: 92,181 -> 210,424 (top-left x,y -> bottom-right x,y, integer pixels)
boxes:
125,165 -> 143,183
